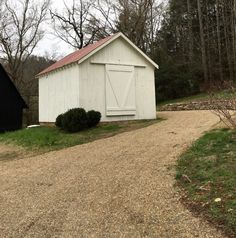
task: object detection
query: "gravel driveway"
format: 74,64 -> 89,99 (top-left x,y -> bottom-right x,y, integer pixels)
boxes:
0,111 -> 226,238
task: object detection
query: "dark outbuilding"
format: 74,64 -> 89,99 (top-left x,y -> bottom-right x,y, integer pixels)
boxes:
0,64 -> 27,132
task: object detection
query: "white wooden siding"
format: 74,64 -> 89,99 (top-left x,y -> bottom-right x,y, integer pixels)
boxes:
79,37 -> 156,121
39,36 -> 156,123
135,67 -> 156,119
39,64 -> 80,122
90,38 -> 149,67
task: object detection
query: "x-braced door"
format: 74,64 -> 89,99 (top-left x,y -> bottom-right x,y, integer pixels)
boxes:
105,64 -> 136,116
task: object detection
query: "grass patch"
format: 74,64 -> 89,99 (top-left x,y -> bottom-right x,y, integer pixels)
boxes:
157,90 -> 236,108
0,119 -> 160,153
176,128 -> 236,237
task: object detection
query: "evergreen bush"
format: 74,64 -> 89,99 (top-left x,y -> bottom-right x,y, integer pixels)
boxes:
55,113 -> 64,128
87,110 -> 101,127
61,108 -> 87,132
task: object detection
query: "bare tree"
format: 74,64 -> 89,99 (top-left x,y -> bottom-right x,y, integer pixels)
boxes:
93,0 -> 117,34
210,86 -> 236,129
116,0 -> 150,51
50,0 -> 109,50
114,0 -> 164,54
0,0 -> 50,90
50,0 -> 164,57
144,0 -> 165,56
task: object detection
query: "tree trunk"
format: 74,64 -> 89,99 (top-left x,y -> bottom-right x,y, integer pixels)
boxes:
187,0 -> 193,64
222,3 -> 234,82
216,0 -> 223,82
197,0 -> 208,84
205,2 -> 212,85
231,0 -> 236,79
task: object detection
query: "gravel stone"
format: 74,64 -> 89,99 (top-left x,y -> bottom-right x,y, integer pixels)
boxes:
0,111 -> 226,238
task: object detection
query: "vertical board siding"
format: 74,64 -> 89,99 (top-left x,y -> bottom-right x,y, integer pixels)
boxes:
79,38 -> 156,121
135,67 -> 156,119
90,38 -> 148,66
39,64 -> 80,122
79,63 -> 106,117
39,37 -> 156,122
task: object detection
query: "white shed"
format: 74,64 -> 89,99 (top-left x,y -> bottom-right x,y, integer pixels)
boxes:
37,32 -> 159,123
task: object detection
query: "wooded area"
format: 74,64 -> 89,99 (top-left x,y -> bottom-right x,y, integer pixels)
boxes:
1,0 -> 236,123
157,0 -> 236,101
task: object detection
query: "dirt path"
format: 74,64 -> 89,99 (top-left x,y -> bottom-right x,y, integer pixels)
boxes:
0,111 -> 226,238
0,144 -> 34,162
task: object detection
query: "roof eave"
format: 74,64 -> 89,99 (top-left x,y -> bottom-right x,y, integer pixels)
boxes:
36,61 -> 78,78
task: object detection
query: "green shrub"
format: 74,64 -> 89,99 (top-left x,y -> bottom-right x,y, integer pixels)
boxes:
55,113 -> 64,128
61,108 -> 87,133
87,110 -> 101,127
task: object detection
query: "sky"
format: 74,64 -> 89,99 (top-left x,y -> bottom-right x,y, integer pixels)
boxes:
33,0 -> 75,58
33,0 -> 167,59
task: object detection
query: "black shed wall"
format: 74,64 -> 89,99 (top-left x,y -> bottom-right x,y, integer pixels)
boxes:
0,64 -> 27,132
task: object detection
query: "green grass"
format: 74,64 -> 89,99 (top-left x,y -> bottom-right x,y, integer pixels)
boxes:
157,90 -> 236,108
0,119 -> 160,153
176,128 -> 236,236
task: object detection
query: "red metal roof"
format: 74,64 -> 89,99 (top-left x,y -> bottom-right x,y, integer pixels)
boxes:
37,34 -> 117,76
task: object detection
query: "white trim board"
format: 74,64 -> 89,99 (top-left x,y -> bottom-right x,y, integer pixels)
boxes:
90,61 -> 146,68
